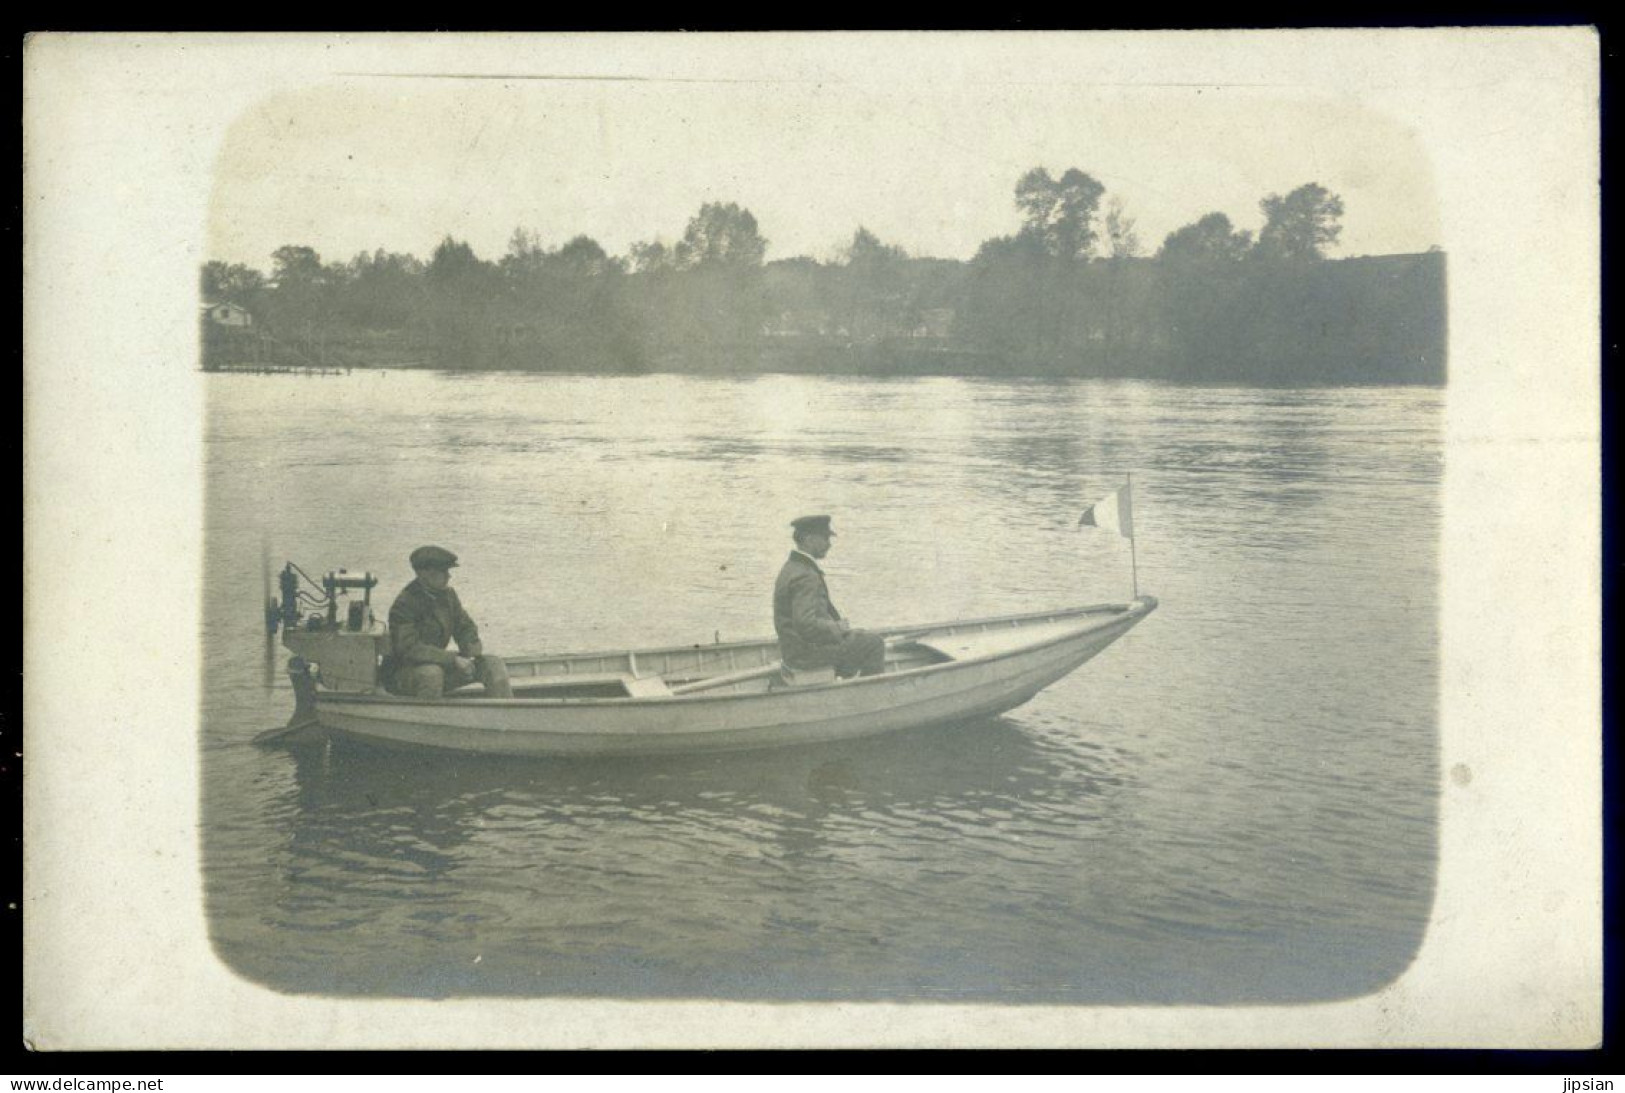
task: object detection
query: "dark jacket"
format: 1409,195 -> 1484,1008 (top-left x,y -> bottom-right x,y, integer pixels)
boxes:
773,551 -> 847,668
388,579 -> 483,668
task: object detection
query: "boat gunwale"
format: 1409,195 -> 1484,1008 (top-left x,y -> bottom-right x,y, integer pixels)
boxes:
314,596 -> 1157,711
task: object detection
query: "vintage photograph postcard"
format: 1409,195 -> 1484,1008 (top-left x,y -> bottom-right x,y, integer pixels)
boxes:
22,30 -> 1600,1049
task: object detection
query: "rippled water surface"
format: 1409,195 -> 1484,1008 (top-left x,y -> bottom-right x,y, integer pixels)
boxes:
203,371 -> 1441,1001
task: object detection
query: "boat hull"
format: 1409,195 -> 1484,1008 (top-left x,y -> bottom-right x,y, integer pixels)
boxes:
307,597 -> 1155,757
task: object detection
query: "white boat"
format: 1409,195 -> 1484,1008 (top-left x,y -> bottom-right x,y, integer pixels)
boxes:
267,587 -> 1157,757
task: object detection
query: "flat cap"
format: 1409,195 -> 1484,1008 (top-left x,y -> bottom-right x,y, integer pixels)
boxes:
790,515 -> 835,536
409,545 -> 459,570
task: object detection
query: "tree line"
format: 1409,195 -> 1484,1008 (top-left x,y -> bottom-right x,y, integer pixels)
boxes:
202,176 -> 1444,383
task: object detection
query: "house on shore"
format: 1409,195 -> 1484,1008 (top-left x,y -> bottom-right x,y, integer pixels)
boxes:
201,300 -> 254,327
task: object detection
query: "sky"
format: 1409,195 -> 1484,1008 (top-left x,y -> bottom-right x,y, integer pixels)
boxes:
206,54 -> 1442,271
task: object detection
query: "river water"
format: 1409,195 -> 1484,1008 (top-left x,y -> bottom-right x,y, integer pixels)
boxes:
202,370 -> 1441,1003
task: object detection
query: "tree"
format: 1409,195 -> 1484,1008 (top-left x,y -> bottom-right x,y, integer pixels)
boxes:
504,231 -> 621,279
262,246 -> 334,336
552,235 -> 620,277
1103,196 -> 1142,260
200,260 -> 265,303
627,240 -> 674,275
1013,167 -> 1106,260
346,248 -> 423,280
270,245 -> 324,287
843,226 -> 906,268
339,249 -> 426,329
421,237 -> 495,364
835,227 -> 910,339
1158,213 -> 1254,263
673,202 -> 768,270
426,236 -> 487,283
501,227 -> 547,278
1013,168 -> 1058,248
962,230 -> 1054,358
1255,183 -> 1344,260
322,261 -> 353,288
973,231 -> 1049,264
1099,197 -> 1145,366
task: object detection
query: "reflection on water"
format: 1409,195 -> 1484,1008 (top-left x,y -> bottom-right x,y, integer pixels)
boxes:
233,716 -> 1139,999
272,717 -> 1120,926
203,371 -> 1440,1002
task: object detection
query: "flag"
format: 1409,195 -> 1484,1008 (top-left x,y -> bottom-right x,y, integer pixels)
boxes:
1078,483 -> 1134,539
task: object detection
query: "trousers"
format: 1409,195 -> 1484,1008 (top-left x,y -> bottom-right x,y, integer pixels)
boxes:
785,630 -> 886,679
402,654 -> 513,698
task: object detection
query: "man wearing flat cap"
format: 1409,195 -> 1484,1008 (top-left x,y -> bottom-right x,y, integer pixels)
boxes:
773,515 -> 886,679
386,545 -> 513,699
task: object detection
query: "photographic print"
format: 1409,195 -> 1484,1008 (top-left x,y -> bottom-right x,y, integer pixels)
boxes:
23,31 -> 1600,1048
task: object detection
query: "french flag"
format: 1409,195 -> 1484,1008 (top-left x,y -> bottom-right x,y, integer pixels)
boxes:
1078,483 -> 1135,539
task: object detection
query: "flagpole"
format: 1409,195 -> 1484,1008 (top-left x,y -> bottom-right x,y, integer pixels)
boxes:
1127,472 -> 1139,601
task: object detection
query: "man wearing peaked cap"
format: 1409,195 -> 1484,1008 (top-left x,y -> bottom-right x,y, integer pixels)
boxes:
409,544 -> 459,570
789,515 -> 833,537
773,515 -> 885,679
386,545 -> 513,699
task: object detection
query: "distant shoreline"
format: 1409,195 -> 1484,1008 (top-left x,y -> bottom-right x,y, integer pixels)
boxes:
202,355 -> 1447,388
203,250 -> 1446,386
203,335 -> 1447,387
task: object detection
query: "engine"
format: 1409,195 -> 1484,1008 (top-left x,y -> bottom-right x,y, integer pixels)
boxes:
267,564 -> 388,694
